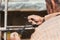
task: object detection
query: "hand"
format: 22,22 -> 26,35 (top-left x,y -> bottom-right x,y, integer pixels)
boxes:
28,15 -> 43,25
10,32 -> 21,40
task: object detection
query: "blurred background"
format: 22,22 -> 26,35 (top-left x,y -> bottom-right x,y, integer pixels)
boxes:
0,0 -> 47,40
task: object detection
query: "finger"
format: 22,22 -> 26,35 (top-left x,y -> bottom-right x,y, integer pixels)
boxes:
10,32 -> 21,40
